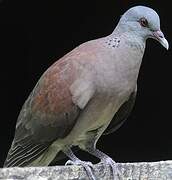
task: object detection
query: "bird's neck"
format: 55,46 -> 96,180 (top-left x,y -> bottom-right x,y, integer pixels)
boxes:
106,27 -> 146,86
111,26 -> 146,54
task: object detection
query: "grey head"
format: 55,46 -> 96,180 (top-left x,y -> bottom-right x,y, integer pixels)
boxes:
116,6 -> 169,50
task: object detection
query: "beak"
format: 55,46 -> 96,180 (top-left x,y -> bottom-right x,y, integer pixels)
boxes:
152,30 -> 169,50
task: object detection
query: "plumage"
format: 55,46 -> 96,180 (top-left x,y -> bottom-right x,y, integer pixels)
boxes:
4,5 -> 168,180
104,88 -> 137,135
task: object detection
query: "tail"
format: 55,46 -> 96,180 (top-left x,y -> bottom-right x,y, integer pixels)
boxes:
29,144 -> 62,167
3,141 -> 62,167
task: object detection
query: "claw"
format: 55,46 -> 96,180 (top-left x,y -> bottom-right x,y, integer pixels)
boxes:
101,157 -> 123,180
65,160 -> 75,166
65,159 -> 96,180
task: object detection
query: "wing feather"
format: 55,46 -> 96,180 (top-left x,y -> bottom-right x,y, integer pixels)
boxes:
4,55 -> 95,167
4,141 -> 50,167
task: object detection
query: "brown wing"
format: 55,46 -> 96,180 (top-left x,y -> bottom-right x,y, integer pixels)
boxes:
3,57 -> 87,167
4,40 -> 98,167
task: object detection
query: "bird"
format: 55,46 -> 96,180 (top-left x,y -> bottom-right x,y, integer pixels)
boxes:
4,5 -> 168,180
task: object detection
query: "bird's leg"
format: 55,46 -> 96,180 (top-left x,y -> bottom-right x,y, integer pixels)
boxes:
85,145 -> 122,180
63,147 -> 96,180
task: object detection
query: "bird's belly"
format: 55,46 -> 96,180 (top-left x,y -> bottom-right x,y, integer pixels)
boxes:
85,101 -> 117,131
65,92 -> 129,146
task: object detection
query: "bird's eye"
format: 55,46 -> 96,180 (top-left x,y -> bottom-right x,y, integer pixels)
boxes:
139,17 -> 148,27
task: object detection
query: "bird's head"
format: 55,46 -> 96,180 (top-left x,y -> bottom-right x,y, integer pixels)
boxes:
118,6 -> 169,50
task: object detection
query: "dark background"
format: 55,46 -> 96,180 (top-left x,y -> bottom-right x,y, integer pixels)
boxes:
0,0 -> 171,167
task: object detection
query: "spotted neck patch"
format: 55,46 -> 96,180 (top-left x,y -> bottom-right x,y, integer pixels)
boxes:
105,37 -> 121,48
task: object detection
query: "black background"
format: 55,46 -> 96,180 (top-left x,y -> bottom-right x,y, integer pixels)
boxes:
0,0 -> 171,167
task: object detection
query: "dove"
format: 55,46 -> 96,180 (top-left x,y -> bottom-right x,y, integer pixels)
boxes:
4,5 -> 168,180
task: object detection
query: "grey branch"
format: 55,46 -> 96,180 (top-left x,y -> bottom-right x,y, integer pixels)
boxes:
1,161 -> 172,180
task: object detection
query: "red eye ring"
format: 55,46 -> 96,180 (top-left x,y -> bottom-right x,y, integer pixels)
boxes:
139,17 -> 148,27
